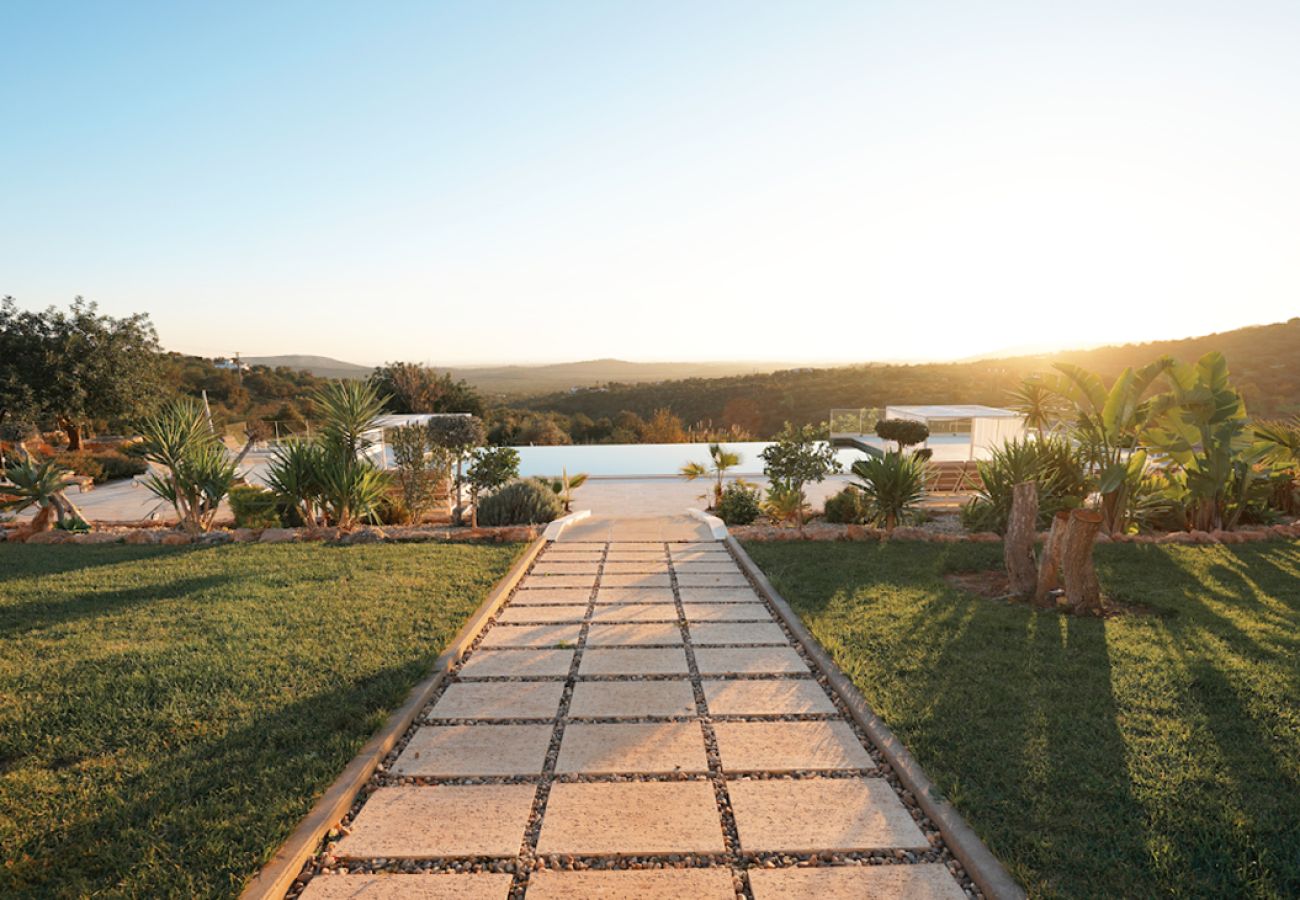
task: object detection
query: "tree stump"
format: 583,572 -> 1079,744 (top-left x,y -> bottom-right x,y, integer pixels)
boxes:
1004,481 -> 1039,598
1033,511 -> 1071,607
1062,508 -> 1104,614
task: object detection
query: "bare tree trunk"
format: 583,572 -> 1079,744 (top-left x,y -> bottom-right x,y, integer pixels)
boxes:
1033,511 -> 1070,607
1062,508 -> 1104,615
1004,482 -> 1039,597
63,420 -> 83,451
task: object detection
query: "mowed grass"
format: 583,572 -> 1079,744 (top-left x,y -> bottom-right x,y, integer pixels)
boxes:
0,541 -> 524,898
742,539 -> 1300,899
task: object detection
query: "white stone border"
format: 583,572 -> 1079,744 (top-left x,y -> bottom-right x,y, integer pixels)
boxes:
542,509 -> 592,542
686,507 -> 728,540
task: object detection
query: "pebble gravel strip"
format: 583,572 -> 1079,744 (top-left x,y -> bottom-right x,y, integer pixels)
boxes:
288,537 -> 982,899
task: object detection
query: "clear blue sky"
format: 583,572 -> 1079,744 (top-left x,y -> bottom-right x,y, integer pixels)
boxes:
3,1 -> 1298,365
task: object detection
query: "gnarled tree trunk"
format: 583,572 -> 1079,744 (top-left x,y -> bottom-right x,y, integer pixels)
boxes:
1004,481 -> 1038,598
1033,511 -> 1070,607
1062,508 -> 1104,615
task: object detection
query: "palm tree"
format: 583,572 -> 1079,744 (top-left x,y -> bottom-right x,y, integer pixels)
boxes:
542,469 -> 589,513
1007,377 -> 1066,439
680,443 -> 741,509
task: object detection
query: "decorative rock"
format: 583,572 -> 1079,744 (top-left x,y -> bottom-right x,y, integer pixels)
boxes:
1094,531 -> 1112,543
123,529 -> 162,544
26,530 -> 70,544
969,532 -> 1003,543
341,526 -> 386,545
1157,532 -> 1196,544
71,532 -> 123,544
887,526 -> 930,542
197,531 -> 233,545
260,528 -> 300,544
230,528 -> 259,543
160,533 -> 191,545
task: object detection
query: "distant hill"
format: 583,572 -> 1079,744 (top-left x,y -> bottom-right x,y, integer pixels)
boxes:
518,318 -> 1300,435
243,355 -> 372,380
445,359 -> 791,396
244,355 -> 793,396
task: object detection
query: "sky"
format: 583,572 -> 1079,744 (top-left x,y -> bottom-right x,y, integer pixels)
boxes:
2,1 -> 1298,366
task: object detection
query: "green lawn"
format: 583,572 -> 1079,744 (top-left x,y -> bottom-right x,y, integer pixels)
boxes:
742,539 -> 1300,899
0,541 -> 524,898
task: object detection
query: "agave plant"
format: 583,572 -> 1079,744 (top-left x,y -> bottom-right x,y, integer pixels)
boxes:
960,437 -> 1088,533
0,454 -> 85,532
139,398 -> 238,534
681,443 -> 742,510
850,451 -> 927,531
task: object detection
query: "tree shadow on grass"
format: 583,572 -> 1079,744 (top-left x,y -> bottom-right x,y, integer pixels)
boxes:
2,661 -> 426,899
0,543 -> 194,583
0,571 -> 239,640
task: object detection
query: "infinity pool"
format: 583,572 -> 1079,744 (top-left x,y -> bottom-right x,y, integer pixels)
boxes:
509,436 -> 976,478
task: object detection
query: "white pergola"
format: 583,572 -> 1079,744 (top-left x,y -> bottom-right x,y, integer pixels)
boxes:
883,405 -> 1027,459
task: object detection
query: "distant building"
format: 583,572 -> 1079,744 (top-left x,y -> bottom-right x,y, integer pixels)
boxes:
214,356 -> 250,373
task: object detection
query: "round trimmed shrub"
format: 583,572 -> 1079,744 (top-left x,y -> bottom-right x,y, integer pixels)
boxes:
717,483 -> 761,525
477,479 -> 563,526
822,486 -> 868,524
228,484 -> 282,529
874,418 -> 930,448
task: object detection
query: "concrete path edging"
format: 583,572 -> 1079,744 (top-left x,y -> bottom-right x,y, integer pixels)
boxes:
239,535 -> 549,900
726,535 -> 1027,900
685,507 -> 728,540
542,509 -> 592,542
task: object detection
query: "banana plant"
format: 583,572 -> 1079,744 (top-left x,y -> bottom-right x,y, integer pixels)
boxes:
1143,351 -> 1265,532
1045,357 -> 1174,533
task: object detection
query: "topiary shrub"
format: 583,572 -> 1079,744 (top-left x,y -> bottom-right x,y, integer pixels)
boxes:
52,451 -> 105,483
93,451 -> 148,482
717,483 -> 762,525
228,484 -> 282,529
477,479 -> 563,526
822,486 -> 868,524
874,418 -> 930,450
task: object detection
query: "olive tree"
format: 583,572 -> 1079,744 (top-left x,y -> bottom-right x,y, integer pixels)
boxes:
759,422 -> 841,530
428,415 -> 486,524
465,446 -> 520,527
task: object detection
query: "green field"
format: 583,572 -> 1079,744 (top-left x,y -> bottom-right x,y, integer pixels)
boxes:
0,542 -> 523,898
743,539 -> 1300,899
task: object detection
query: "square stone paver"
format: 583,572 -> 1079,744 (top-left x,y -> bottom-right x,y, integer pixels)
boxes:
672,562 -> 744,575
531,562 -> 600,576
556,722 -> 708,774
536,782 -> 725,855
496,605 -> 588,624
510,588 -> 593,605
603,542 -> 665,551
670,542 -> 725,553
526,869 -> 735,899
520,575 -> 597,589
703,679 -> 837,716
299,873 -> 514,899
683,603 -> 772,622
600,573 -> 673,588
580,647 -> 690,675
677,587 -> 763,604
458,649 -> 574,678
585,623 -> 682,646
604,550 -> 666,562
428,681 -> 564,720
602,561 -> 672,574
594,588 -> 677,604
336,785 -> 535,858
694,646 -> 809,675
729,778 -> 928,852
479,624 -> 582,649
676,573 -> 750,588
541,552 -> 603,562
590,603 -> 679,623
748,864 -> 967,900
689,622 -> 788,645
392,724 -> 553,776
713,721 -> 872,771
568,680 -> 698,718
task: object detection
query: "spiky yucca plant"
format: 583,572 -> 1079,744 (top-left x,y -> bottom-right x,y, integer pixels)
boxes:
139,398 -> 238,534
850,451 -> 927,531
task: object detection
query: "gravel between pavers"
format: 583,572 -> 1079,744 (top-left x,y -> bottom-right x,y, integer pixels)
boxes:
287,539 -> 982,900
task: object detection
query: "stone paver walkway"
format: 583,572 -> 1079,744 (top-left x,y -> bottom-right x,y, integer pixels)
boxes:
296,517 -> 972,899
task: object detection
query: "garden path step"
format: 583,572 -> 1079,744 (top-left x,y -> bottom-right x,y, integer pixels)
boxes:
296,528 -> 970,899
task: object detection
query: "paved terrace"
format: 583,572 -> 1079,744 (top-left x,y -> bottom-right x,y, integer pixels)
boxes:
294,516 -> 971,899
